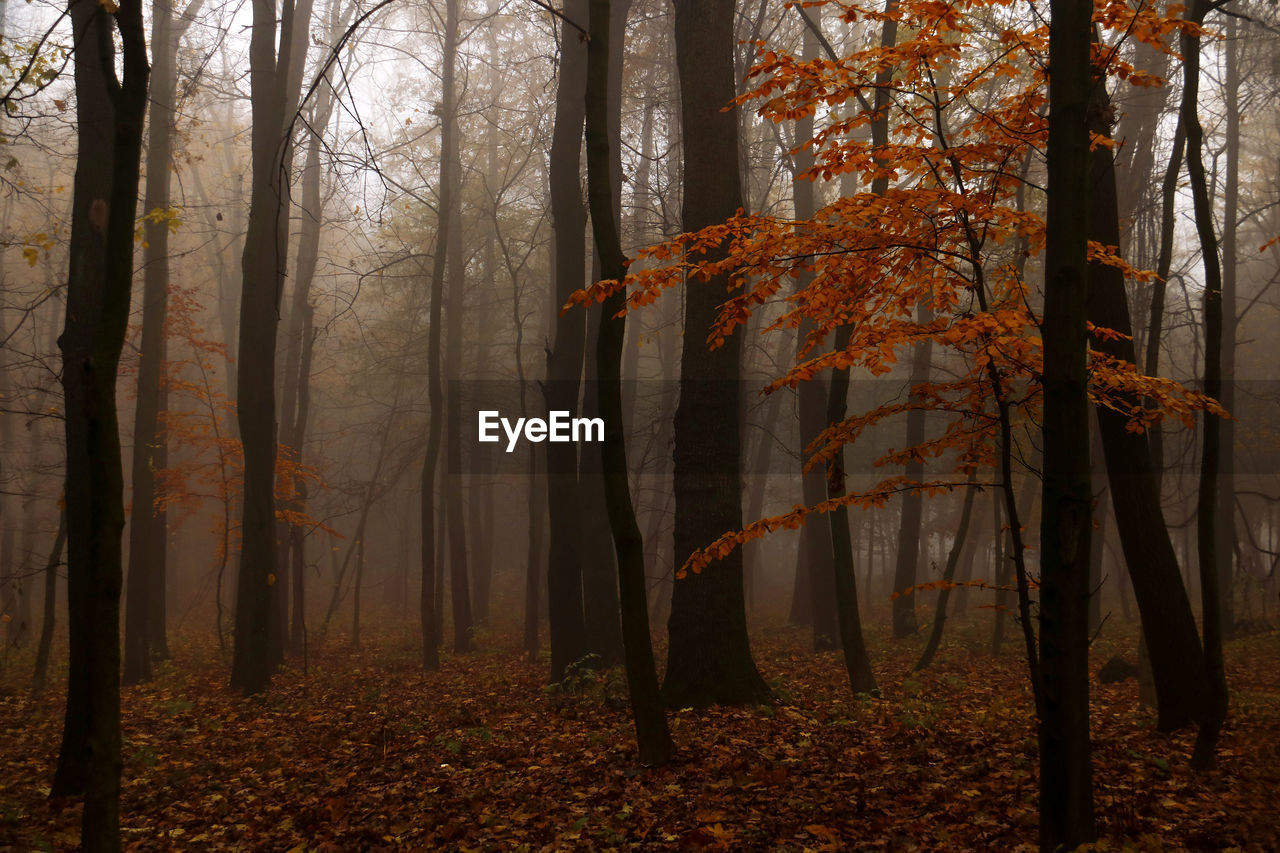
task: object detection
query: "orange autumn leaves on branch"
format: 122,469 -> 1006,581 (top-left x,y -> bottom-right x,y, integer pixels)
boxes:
138,284 -> 336,554
568,0 -> 1224,579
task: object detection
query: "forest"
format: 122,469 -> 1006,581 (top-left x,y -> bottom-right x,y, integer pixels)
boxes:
0,0 -> 1278,848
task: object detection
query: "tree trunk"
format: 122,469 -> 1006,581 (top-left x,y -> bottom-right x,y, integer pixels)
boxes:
544,0 -> 590,682
124,0 -> 200,685
825,327 -> 878,695
32,510 -> 67,693
662,0 -> 770,708
1038,0 -> 1096,844
1182,0 -> 1228,770
51,4 -> 149,851
585,0 -> 674,763
230,0 -> 314,696
790,23 -> 838,648
915,476 -> 977,671
1084,63 -> 1211,733
1214,13 -> 1239,638
891,307 -> 933,638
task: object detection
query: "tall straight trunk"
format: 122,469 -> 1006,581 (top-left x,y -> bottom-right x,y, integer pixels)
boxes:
1084,67 -> 1210,732
1144,64 -> 1187,489
418,0 -> 465,670
585,0 -> 674,763
891,306 -> 933,637
278,4 -> 345,656
438,0 -> 472,654
230,0 -> 314,696
990,482 -> 1010,654
32,510 -> 67,693
915,476 -> 977,671
544,0 -> 590,682
581,302 -> 624,665
1182,0 -> 1228,770
662,0 -> 770,708
813,1 -> 900,696
51,4 -> 149,851
825,329 -> 877,694
792,22 -> 837,647
513,287 -> 543,659
123,0 -> 200,685
1215,14 -> 1239,637
1038,0 -> 1095,845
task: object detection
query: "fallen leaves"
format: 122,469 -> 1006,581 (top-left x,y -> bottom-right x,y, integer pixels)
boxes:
1,624 -> 1277,850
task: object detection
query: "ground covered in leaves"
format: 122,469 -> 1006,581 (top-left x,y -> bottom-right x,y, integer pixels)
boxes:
2,620 -> 1278,851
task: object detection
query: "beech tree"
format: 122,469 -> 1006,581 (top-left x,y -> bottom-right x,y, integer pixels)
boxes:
50,1 -> 149,850
231,0 -> 314,695
661,0 -> 770,708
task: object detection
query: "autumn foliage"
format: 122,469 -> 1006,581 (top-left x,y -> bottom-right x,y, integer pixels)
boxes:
571,0 -> 1224,578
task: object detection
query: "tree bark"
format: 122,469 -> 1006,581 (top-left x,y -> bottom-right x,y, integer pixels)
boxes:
230,0 -> 314,696
585,0 -> 675,763
1182,0 -> 1229,770
51,4 -> 149,851
32,510 -> 67,693
891,307 -> 933,638
1038,0 -> 1096,844
662,0 -> 770,708
1084,65 -> 1211,732
544,0 -> 591,682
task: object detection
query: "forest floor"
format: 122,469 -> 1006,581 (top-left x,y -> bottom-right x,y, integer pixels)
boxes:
1,618 -> 1278,851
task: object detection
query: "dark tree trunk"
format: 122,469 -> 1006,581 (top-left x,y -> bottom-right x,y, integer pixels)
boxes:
230,0 -> 314,696
915,477 -> 977,671
279,6 -> 344,656
51,4 -> 149,851
32,511 -> 67,693
1182,0 -> 1229,770
1083,68 -> 1211,733
124,0 -> 200,685
440,0 -> 473,655
1038,0 -> 1096,845
581,305 -> 625,666
790,26 -> 837,647
891,308 -> 932,638
662,0 -> 770,708
585,0 -> 674,763
1214,13 -> 1240,639
544,0 -> 590,682
825,326 -> 877,695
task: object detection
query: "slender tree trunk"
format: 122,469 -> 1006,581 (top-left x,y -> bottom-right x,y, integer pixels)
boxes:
915,476 -> 977,671
825,329 -> 877,695
230,0 -> 314,696
437,0 -> 473,655
791,23 -> 837,648
1215,14 -> 1239,638
51,5 -> 149,851
662,0 -> 770,708
124,0 -> 200,685
1083,66 -> 1210,732
892,307 -> 933,637
32,510 -> 67,693
1182,0 -> 1228,769
1038,0 -> 1096,844
585,0 -> 674,762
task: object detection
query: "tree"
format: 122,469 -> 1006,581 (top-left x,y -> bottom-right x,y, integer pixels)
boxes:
584,0 -> 674,764
122,0 -> 204,687
543,0 -> 590,683
1036,0 -> 1095,843
1182,0 -> 1230,770
50,1 -> 150,850
230,0 -> 314,695
661,0 -> 770,708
